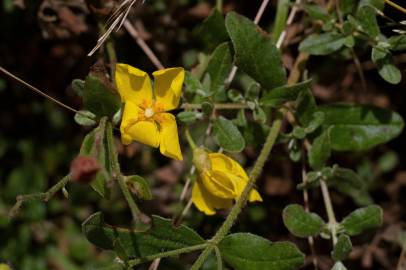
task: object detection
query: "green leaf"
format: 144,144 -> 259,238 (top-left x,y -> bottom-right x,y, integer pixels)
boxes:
272,0 -> 290,41
378,61 -> 402,85
282,204 -> 325,238
177,111 -> 202,124
82,212 -> 205,258
299,33 -> 347,55
213,116 -> 245,152
261,80 -> 312,108
71,79 -> 85,97
78,119 -> 113,197
83,75 -> 121,119
319,104 -> 404,151
303,4 -> 330,22
341,205 -> 383,236
332,234 -> 352,261
371,46 -> 389,63
388,35 -> 406,51
356,5 -> 380,38
358,0 -> 384,11
206,42 -> 233,96
74,110 -> 97,126
225,12 -> 286,90
327,166 -> 370,205
126,175 -> 152,200
197,9 -> 229,51
331,261 -> 348,270
309,130 -> 331,170
295,90 -> 317,126
184,71 -> 204,94
340,0 -> 357,15
219,233 -> 305,270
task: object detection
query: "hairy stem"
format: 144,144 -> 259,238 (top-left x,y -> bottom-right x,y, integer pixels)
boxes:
320,180 -> 338,245
191,112 -> 283,269
127,243 -> 209,268
9,174 -> 71,219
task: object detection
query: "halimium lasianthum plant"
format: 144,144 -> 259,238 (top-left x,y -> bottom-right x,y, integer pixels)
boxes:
4,0 -> 406,270
192,148 -> 262,215
115,63 -> 184,160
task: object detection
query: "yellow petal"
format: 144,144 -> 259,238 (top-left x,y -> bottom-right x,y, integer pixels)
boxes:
158,113 -> 183,160
152,68 -> 185,111
125,120 -> 160,148
248,189 -> 263,202
115,64 -> 153,104
209,153 -> 249,182
120,101 -> 139,145
192,180 -> 233,215
201,170 -> 237,199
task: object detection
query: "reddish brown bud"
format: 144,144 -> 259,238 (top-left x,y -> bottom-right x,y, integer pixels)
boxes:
70,156 -> 100,183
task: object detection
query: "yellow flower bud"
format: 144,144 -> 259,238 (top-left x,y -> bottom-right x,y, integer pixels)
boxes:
191,152 -> 262,215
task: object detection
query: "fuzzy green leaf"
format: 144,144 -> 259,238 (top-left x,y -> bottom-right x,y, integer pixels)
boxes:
309,130 -> 331,170
225,12 -> 286,90
83,75 -> 121,119
126,175 -> 152,200
206,42 -> 233,96
82,212 -> 205,258
213,116 -> 245,152
219,233 -> 305,270
341,205 -> 383,236
299,33 -> 347,55
197,9 -> 229,51
282,204 -> 325,238
332,234 -> 352,261
319,104 -> 404,151
261,80 -> 312,108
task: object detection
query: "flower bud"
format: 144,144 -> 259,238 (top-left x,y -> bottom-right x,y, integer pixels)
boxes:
70,156 -> 100,183
192,148 -> 211,172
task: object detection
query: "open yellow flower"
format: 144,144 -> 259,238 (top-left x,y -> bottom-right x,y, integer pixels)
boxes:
115,64 -> 185,160
191,149 -> 262,215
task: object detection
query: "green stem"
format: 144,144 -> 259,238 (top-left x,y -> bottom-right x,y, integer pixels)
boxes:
9,174 -> 71,219
191,112 -> 284,269
216,0 -> 223,12
185,128 -> 197,150
181,103 -> 248,110
118,175 -> 144,223
127,243 -> 209,268
97,22 -> 117,80
320,180 -> 338,245
106,120 -> 145,224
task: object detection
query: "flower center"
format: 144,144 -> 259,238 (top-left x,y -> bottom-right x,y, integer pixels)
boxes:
144,107 -> 154,118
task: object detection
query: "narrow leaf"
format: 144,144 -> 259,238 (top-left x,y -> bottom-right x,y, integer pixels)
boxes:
309,130 -> 331,170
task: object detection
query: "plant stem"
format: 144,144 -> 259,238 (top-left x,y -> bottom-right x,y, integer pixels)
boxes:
216,0 -> 223,12
127,243 -> 209,268
384,0 -> 406,14
181,103 -> 249,110
98,22 -> 117,80
106,121 -> 146,224
9,174 -> 71,219
320,180 -> 338,246
191,112 -> 283,269
118,175 -> 144,223
185,128 -> 197,150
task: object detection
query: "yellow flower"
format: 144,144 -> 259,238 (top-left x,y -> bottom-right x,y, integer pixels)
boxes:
115,64 -> 185,160
191,149 -> 262,215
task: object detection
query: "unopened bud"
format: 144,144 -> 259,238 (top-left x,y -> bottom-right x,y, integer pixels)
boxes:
70,156 -> 100,183
193,148 -> 211,172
